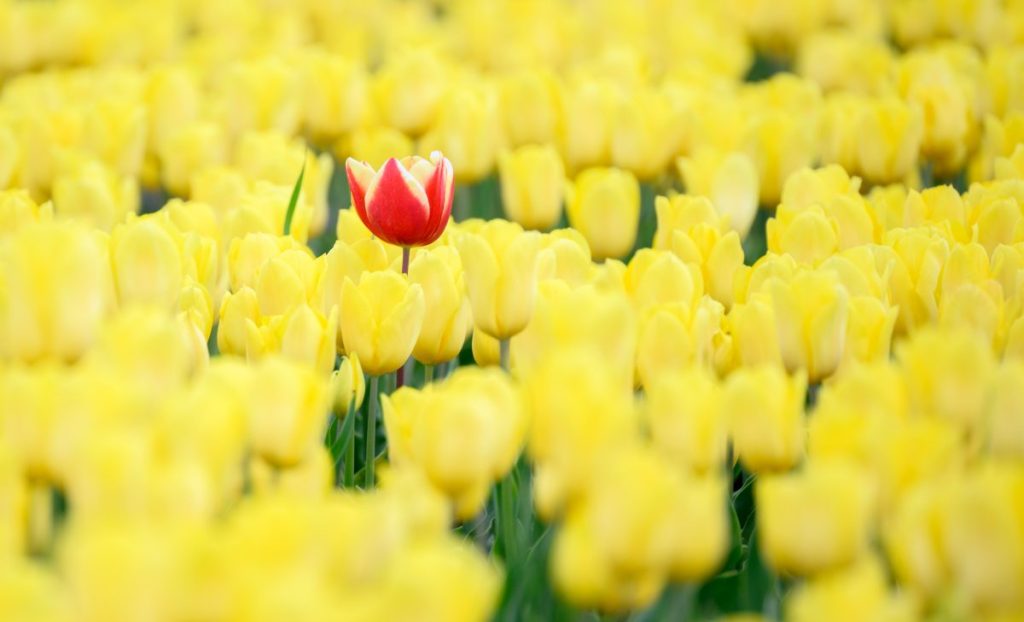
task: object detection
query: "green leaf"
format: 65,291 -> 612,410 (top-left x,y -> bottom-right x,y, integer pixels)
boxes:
283,154 -> 307,236
330,408 -> 357,468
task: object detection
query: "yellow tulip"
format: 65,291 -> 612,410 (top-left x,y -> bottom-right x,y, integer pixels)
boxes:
884,227 -> 951,333
408,246 -> 472,365
784,557 -> 919,622
0,221 -> 111,363
227,233 -> 308,292
676,150 -> 760,238
383,367 -> 524,519
499,68 -> 560,148
253,249 -> 322,317
340,271 -> 425,376
246,303 -> 339,375
537,229 -> 594,287
372,48 -> 446,135
51,159 -> 139,231
498,144 -> 566,231
742,109 -> 818,208
513,281 -> 635,388
558,79 -> 614,173
653,194 -> 745,307
727,292 -> 784,370
842,296 -> 899,369
796,32 -> 894,96
566,167 -> 641,261
157,121 -> 229,197
766,268 -> 850,381
610,87 -> 681,180
625,249 -> 703,311
757,463 -> 875,576
635,298 -> 727,387
109,216 -> 184,310
244,356 -> 331,468
297,49 -> 367,143
644,367 -> 727,475
331,353 -> 366,414
420,83 -> 504,184
724,366 -> 807,473
455,219 -> 542,340
250,445 -> 334,499
897,326 -> 995,440
524,351 -> 638,520
856,96 -> 925,186
233,131 -> 335,237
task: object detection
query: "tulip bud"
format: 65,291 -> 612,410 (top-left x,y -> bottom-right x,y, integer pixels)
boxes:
382,367 -> 524,519
644,367 -> 727,475
767,268 -> 850,381
499,69 -> 560,148
109,216 -> 184,310
610,87 -> 680,180
566,167 -> 640,260
331,354 -> 366,414
244,357 -> 331,468
372,49 -> 447,135
676,150 -> 759,238
758,463 -> 875,576
339,271 -> 425,376
420,84 -> 504,184
408,246 -> 472,365
346,152 -> 454,247
157,121 -> 229,197
456,219 -> 543,340
498,144 -> 566,231
724,366 -> 807,473
51,159 -> 139,231
0,221 -> 111,363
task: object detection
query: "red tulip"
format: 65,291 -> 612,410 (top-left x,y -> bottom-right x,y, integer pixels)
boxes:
345,151 -> 454,247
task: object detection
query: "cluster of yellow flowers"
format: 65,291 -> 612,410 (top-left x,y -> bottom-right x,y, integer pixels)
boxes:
2,0 -> 1024,620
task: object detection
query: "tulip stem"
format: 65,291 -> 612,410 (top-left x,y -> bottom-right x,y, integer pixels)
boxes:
364,375 -> 379,489
423,364 -> 434,385
343,401 -> 355,488
395,247 -> 412,390
499,339 -> 510,372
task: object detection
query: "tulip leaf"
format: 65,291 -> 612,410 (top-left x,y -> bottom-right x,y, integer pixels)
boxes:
330,409 -> 357,469
283,155 -> 307,236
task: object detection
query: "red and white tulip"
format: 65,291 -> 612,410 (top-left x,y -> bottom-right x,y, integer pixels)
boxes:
345,151 -> 454,247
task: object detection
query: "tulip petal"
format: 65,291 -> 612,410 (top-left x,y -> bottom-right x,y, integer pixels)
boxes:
423,153 -> 455,242
345,158 -> 377,228
365,158 -> 432,246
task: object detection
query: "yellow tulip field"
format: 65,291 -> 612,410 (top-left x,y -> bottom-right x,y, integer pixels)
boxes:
2,0 -> 1024,620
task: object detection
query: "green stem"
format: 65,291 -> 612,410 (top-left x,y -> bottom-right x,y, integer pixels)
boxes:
343,401 -> 355,488
499,338 -> 510,372
364,375 -> 379,489
423,364 -> 434,385
495,473 -> 517,564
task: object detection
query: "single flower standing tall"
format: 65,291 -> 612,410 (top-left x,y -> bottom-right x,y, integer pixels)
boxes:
343,151 -> 454,488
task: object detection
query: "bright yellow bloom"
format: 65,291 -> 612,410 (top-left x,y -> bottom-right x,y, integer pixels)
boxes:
0,221 -> 111,363
499,68 -> 560,148
766,268 -> 850,381
785,557 -> 919,622
408,246 -> 472,365
343,125 -> 416,171
157,121 -> 229,197
243,356 -> 331,468
796,32 -> 894,95
537,229 -> 594,287
724,366 -> 807,473
557,79 -> 615,173
653,194 -> 745,307
331,353 -> 366,414
455,219 -> 542,340
383,367 -> 524,519
758,463 -> 875,576
525,351 -> 638,520
245,303 -> 339,375
372,48 -> 447,135
566,167 -> 640,260
610,87 -> 681,180
676,150 -> 760,238
644,367 -> 727,475
420,83 -> 504,184
897,326 -> 996,441
51,159 -> 139,231
340,271 -> 425,376
625,249 -> 703,311
297,49 -> 367,144
635,298 -> 727,387
498,144 -> 566,231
